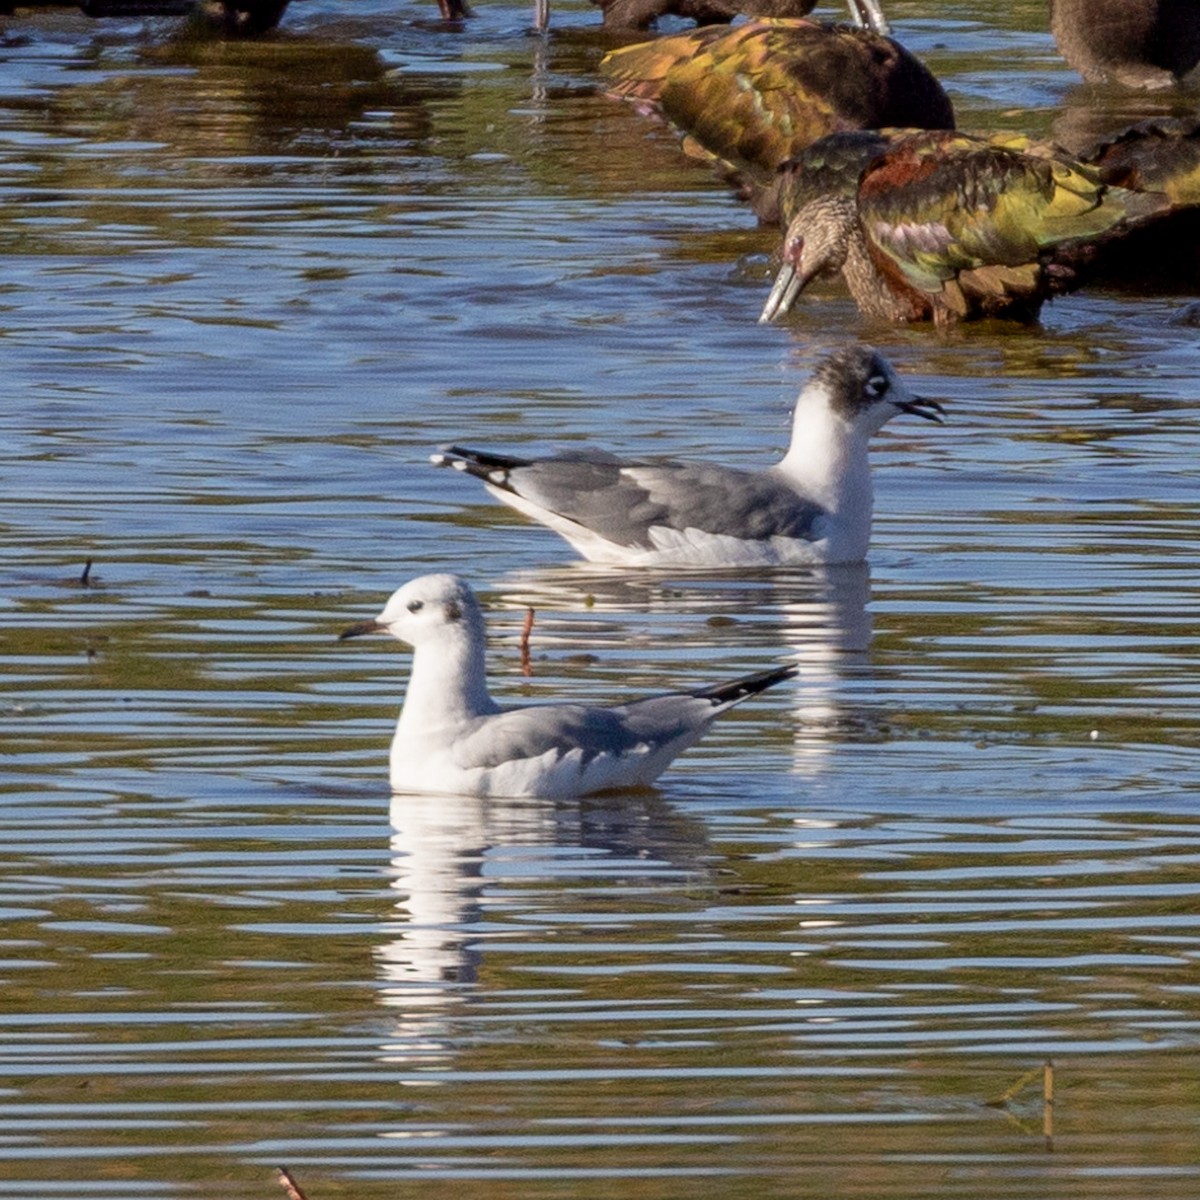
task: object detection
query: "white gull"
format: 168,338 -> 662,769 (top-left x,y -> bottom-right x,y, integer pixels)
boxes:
340,573 -> 796,799
432,346 -> 943,568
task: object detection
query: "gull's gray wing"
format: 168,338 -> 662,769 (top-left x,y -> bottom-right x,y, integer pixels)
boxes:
450,700 -> 701,772
437,447 -> 825,548
449,664 -> 797,772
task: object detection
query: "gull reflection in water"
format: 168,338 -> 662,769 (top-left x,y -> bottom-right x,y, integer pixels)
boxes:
375,790 -> 710,1066
493,563 -> 873,777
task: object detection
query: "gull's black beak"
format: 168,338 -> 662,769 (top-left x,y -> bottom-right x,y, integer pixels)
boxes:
339,619 -> 385,641
896,396 -> 946,424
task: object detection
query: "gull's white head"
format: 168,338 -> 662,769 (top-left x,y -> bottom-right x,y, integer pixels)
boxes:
340,573 -> 485,649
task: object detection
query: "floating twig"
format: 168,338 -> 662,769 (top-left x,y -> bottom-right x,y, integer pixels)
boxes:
520,605 -> 535,676
80,559 -> 93,588
987,1063 -> 1045,1107
986,1060 -> 1054,1150
1043,1059 -> 1054,1150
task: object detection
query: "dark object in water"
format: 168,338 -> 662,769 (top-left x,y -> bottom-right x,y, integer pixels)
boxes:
0,0 -> 290,34
1049,0 -> 1200,89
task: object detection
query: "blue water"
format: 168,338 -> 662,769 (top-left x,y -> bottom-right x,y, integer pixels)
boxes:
2,2 -> 1200,1197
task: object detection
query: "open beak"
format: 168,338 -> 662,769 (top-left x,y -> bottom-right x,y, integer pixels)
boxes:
339,618 -> 385,641
896,396 -> 946,423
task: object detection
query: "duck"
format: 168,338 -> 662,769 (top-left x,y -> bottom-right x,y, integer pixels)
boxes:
586,0 -> 887,35
759,128 -> 1170,326
431,346 -> 943,568
198,0 -> 289,33
445,0 -> 890,34
74,0 -> 289,33
340,574 -> 796,798
600,13 -> 954,182
1049,0 -> 1200,90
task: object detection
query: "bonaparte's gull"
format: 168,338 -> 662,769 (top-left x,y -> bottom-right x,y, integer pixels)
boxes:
432,346 -> 943,567
340,574 -> 796,799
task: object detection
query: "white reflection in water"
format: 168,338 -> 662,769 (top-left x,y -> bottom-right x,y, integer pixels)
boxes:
775,564 -> 872,776
497,563 -> 873,776
375,789 -> 712,1064
376,792 -> 556,1054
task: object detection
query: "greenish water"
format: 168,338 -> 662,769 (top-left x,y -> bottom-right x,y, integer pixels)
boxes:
2,2 -> 1200,1197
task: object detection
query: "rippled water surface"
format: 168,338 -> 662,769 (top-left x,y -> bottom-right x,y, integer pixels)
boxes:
3,1 -> 1200,1197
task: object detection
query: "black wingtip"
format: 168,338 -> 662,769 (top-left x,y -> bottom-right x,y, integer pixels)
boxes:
693,663 -> 798,707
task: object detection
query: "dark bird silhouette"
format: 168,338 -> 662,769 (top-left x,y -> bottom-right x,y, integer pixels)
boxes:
600,16 -> 954,182
587,0 -> 885,35
446,0 -> 892,35
198,0 -> 289,33
759,128 -> 1170,326
67,0 -> 289,33
1050,0 -> 1200,90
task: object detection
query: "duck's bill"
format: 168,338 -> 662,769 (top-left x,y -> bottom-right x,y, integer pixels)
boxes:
759,263 -> 805,324
897,396 -> 946,423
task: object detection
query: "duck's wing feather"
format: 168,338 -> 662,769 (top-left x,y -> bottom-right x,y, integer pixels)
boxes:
601,20 -> 953,178
858,131 -> 1167,294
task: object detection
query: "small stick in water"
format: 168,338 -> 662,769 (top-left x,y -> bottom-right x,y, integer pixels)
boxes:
80,560 -> 93,588
986,1064 -> 1043,1107
1043,1059 -> 1054,1150
984,1060 -> 1055,1149
520,606 -> 535,676
276,1167 -> 309,1200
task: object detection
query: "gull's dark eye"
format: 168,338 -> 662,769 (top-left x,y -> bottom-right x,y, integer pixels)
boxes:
865,373 -> 889,398
407,599 -> 424,614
